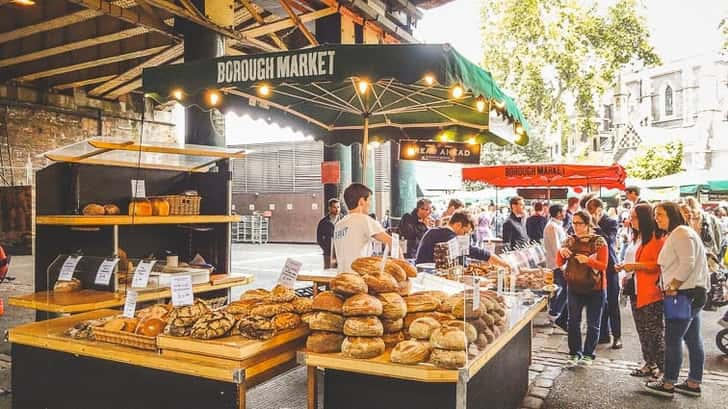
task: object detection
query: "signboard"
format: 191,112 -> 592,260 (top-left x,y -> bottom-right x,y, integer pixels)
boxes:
399,140 -> 480,164
516,188 -> 569,200
94,258 -> 119,286
217,50 -> 337,85
321,161 -> 340,184
171,275 -> 194,307
58,255 -> 82,281
277,258 -> 303,288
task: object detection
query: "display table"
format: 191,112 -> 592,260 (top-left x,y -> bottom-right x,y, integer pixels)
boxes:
9,309 -> 308,409
8,274 -> 254,314
299,297 -> 547,409
297,270 -> 338,295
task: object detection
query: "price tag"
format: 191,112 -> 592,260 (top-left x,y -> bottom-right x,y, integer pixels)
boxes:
131,179 -> 146,198
58,255 -> 82,281
122,290 -> 138,318
380,245 -> 390,273
457,235 -> 470,256
94,258 -> 119,286
131,260 -> 157,288
277,258 -> 302,288
472,277 -> 481,309
391,233 -> 400,259
447,237 -> 459,260
171,275 -> 194,307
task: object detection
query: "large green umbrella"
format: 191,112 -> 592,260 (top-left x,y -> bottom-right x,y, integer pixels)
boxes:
142,44 -> 530,174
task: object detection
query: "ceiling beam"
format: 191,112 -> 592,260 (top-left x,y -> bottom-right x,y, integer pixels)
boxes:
52,75 -> 118,90
279,0 -> 318,46
0,27 -> 149,68
133,0 -> 168,30
0,9 -> 103,45
241,6 -> 337,39
66,0 -> 179,39
239,0 -> 287,50
17,45 -> 169,82
105,78 -> 143,99
88,43 -> 184,97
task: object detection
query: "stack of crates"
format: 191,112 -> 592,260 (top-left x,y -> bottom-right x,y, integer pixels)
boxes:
233,214 -> 269,244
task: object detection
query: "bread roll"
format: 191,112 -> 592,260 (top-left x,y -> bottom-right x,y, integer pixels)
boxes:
381,330 -> 406,348
411,291 -> 449,305
405,294 -> 440,313
362,272 -> 398,294
430,348 -> 467,369
381,318 -> 404,333
103,318 -> 126,332
53,278 -> 82,293
341,336 -> 385,359
306,331 -> 345,353
409,317 -> 441,340
451,298 -> 482,320
351,257 -> 407,281
103,204 -> 121,215
475,333 -> 488,350
438,294 -> 460,313
397,279 -> 412,296
149,198 -> 170,216
250,302 -> 294,318
331,273 -> 368,295
391,340 -> 431,364
482,327 -> 495,343
312,291 -> 344,314
240,289 -> 271,303
272,312 -> 302,331
136,317 -> 166,337
343,293 -> 383,316
430,327 -> 468,351
376,292 -> 407,320
270,284 -> 297,303
292,297 -> 313,314
82,203 -> 105,215
404,311 -> 456,328
481,312 -> 495,327
343,316 -> 383,337
308,311 -> 345,333
443,320 -> 477,344
390,258 -> 418,278
225,299 -> 260,317
468,317 -> 488,334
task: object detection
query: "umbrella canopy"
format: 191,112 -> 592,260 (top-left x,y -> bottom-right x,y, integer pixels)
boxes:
142,44 -> 530,152
462,163 -> 627,190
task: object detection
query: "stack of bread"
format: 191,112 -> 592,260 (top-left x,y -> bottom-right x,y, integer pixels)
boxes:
402,291 -> 455,334
225,285 -> 311,340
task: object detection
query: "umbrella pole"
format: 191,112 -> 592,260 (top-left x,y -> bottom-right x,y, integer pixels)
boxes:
362,116 -> 369,182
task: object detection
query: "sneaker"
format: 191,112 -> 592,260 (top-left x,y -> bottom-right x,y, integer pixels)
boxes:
548,313 -> 560,323
579,356 -> 594,366
612,338 -> 623,349
703,304 -> 717,312
565,355 -> 581,368
719,319 -> 728,329
674,382 -> 701,397
643,380 -> 675,398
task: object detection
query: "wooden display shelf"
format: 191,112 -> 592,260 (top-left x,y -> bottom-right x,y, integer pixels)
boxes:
8,274 -> 254,313
36,215 -> 242,226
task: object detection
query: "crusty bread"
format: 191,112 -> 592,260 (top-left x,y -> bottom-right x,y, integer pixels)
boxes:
391,340 -> 431,364
362,272 -> 399,294
409,317 -> 441,340
376,292 -> 407,320
405,294 -> 440,313
308,311 -> 345,333
341,336 -> 385,359
312,291 -> 344,314
430,348 -> 466,369
342,293 -> 383,317
306,331 -> 345,353
430,327 -> 468,351
343,316 -> 383,337
331,273 -> 368,296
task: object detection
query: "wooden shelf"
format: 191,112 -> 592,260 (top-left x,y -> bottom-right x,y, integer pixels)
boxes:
36,215 -> 242,226
8,274 -> 254,313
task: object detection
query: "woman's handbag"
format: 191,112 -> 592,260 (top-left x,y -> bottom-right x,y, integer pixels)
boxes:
622,276 -> 636,296
663,294 -> 692,320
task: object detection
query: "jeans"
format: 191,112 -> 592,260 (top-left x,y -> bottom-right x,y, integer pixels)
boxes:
600,271 -> 622,340
549,269 -> 569,331
664,289 -> 707,384
568,289 -> 606,359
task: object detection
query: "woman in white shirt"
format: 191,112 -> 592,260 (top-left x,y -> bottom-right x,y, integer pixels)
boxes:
643,202 -> 709,398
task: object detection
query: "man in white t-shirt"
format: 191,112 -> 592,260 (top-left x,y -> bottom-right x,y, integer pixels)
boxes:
333,183 -> 393,271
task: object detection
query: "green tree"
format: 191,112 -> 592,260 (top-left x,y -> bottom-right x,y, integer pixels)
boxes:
721,16 -> 728,52
625,141 -> 683,180
481,0 -> 660,153
480,136 -> 552,165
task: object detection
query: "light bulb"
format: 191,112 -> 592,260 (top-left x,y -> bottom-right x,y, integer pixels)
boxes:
476,97 -> 486,112
207,90 -> 220,106
467,137 -> 477,145
406,147 -> 417,157
495,100 -> 505,109
358,80 -> 369,94
515,123 -> 524,135
259,85 -> 270,96
424,75 -> 435,85
14,0 -> 36,5
451,85 -> 464,98
171,89 -> 183,100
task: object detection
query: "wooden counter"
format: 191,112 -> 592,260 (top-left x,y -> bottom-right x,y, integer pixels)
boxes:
36,215 -> 242,226
8,274 -> 254,313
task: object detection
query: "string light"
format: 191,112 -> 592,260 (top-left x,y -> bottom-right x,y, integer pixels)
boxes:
476,97 -> 486,112
494,100 -> 505,110
258,85 -> 271,97
515,123 -> 524,135
357,80 -> 369,94
467,137 -> 477,145
451,84 -> 464,98
13,0 -> 35,5
171,89 -> 183,100
207,90 -> 221,106
424,75 -> 435,86
406,147 -> 417,157
438,133 -> 449,142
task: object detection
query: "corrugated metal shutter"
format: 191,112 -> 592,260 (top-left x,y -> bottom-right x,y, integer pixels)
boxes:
375,143 -> 390,192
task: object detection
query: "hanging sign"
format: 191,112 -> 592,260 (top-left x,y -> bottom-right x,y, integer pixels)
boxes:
58,255 -> 82,281
123,290 -> 138,318
216,50 -> 337,85
321,161 -> 340,184
277,258 -> 303,288
130,179 -> 146,198
399,140 -> 481,164
171,275 -> 194,307
131,260 -> 157,288
94,258 -> 119,286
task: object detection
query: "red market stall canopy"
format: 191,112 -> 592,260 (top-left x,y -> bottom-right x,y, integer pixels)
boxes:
462,163 -> 627,190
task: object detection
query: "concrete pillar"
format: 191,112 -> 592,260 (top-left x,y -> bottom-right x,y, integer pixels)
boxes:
351,143 -> 363,184
390,141 -> 416,218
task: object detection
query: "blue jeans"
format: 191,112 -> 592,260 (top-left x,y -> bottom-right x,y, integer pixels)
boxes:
567,289 -> 606,359
599,271 -> 622,340
664,291 -> 706,384
549,269 -> 568,329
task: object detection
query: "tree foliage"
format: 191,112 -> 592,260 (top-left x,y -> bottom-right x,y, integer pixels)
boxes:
481,0 -> 660,151
480,136 -> 552,165
721,16 -> 728,53
625,141 -> 683,180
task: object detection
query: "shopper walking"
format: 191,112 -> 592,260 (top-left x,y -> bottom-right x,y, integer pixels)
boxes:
586,198 -> 622,349
556,210 -> 608,367
502,196 -> 529,249
526,201 -> 548,242
684,197 -> 722,257
316,198 -> 341,269
644,202 -> 709,398
400,198 -> 434,258
616,203 -> 666,379
563,197 -> 580,235
544,204 -> 568,331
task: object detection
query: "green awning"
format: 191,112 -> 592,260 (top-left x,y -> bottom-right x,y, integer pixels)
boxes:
680,185 -> 700,195
708,180 -> 728,192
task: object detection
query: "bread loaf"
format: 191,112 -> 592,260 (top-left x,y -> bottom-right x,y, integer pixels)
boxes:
149,198 -> 170,216
306,331 -> 345,353
405,294 -> 440,313
389,258 -> 418,278
451,298 -> 482,320
411,291 -> 449,305
103,204 -> 121,215
351,257 -> 407,281
362,272 -> 399,294
381,330 -> 406,348
397,279 -> 412,296
475,333 -> 488,349
404,311 -> 456,328
431,327 -> 468,351
312,291 -> 344,314
225,300 -> 259,318
272,312 -> 302,331
341,336 -> 385,359
468,317 -> 488,334
308,311 -> 345,333
443,320 -> 477,344
381,318 -> 404,333
82,203 -> 105,215
270,284 -> 297,303
438,294 -> 460,313
343,316 -> 383,337
240,288 -> 271,303
430,348 -> 466,369
376,292 -> 407,320
128,199 -> 152,216
292,297 -> 313,314
391,340 -> 431,364
342,293 -> 383,316
250,302 -> 294,318
409,317 -> 441,340
53,278 -> 82,293
331,273 -> 368,295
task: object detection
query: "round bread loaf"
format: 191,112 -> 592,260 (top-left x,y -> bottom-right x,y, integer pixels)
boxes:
443,320 -> 477,344
482,327 -> 495,343
250,302 -> 294,318
404,311 -> 456,328
451,298 -> 482,320
430,348 -> 467,369
240,289 -> 271,303
475,333 -> 488,349
410,291 -> 449,305
409,317 -> 441,340
397,279 -> 412,296
362,272 -> 399,294
301,312 -> 314,326
492,325 -> 502,338
481,312 -> 495,326
342,293 -> 383,316
53,278 -> 82,293
405,294 -> 440,313
438,294 -> 460,313
468,317 -> 488,334
225,300 -> 259,317
351,257 -> 407,281
430,327 -> 468,351
270,284 -> 297,303
389,258 -> 418,278
292,297 -> 313,314
343,316 -> 383,337
381,318 -> 404,333
381,330 -> 406,348
306,331 -> 345,353
82,203 -> 105,215
331,273 -> 368,295
308,311 -> 345,332
376,292 -> 407,320
341,336 -> 385,359
272,312 -> 302,331
391,340 -> 431,364
103,204 -> 121,215
383,262 -> 407,282
312,291 -> 344,314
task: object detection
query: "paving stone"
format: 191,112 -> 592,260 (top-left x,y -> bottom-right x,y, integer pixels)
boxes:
529,364 -> 545,372
529,371 -> 538,382
522,396 -> 544,409
539,370 -> 562,380
534,378 -> 554,388
529,386 -> 550,399
539,327 -> 554,335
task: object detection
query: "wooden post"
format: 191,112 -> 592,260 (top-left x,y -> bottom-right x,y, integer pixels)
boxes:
307,366 -> 318,409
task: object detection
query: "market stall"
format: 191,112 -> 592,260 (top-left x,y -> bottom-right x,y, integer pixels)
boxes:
462,163 -> 627,192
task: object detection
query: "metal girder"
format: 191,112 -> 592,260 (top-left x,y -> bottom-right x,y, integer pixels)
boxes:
66,0 -> 179,39
241,6 -> 337,39
0,9 -> 103,45
279,0 -> 318,46
240,0 -> 287,50
105,56 -> 181,98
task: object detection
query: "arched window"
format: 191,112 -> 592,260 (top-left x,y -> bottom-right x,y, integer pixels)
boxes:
664,85 -> 674,116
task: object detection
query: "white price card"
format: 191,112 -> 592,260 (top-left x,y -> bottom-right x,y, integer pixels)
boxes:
457,235 -> 470,256
58,255 -> 82,281
391,233 -> 400,259
94,258 -> 119,286
447,237 -> 459,260
123,290 -> 138,318
131,260 -> 157,288
277,258 -> 302,288
130,179 -> 146,198
171,275 -> 194,307
472,277 -> 481,309
380,245 -> 390,272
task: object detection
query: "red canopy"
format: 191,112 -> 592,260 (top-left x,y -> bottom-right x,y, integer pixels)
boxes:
461,163 -> 627,190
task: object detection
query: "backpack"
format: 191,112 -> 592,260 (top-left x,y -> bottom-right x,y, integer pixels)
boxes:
563,235 -> 604,295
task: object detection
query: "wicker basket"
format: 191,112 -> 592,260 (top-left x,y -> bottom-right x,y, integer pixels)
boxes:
155,195 -> 201,215
92,326 -> 158,351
